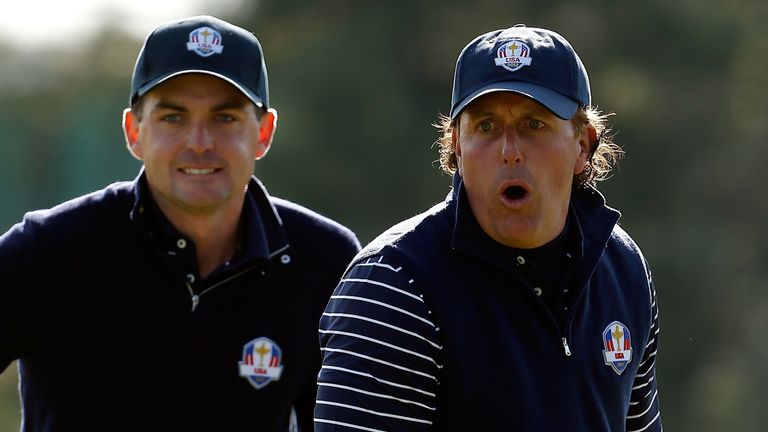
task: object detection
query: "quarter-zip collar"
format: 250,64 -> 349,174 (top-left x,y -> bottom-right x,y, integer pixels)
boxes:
567,185 -> 621,292
448,173 -> 620,287
128,169 -> 291,280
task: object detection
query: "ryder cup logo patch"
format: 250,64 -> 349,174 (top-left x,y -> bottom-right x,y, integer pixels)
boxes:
494,40 -> 532,72
187,26 -> 224,57
238,337 -> 284,389
602,321 -> 633,375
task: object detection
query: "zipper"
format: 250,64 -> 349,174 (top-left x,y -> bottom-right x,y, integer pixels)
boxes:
561,337 -> 572,356
185,264 -> 260,312
561,277 -> 594,358
524,283 -> 576,357
185,283 -> 200,312
521,286 -> 572,358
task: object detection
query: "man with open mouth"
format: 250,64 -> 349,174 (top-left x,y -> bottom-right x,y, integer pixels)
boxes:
315,25 -> 662,431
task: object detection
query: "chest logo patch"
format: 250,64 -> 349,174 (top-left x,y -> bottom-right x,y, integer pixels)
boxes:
602,321 -> 633,375
238,337 -> 284,389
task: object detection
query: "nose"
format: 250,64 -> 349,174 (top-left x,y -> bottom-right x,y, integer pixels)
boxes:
500,129 -> 522,164
186,120 -> 214,153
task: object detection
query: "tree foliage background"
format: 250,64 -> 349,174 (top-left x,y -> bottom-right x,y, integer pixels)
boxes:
1,0 -> 766,430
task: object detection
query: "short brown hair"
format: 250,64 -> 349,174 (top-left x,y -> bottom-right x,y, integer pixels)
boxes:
433,106 -> 622,188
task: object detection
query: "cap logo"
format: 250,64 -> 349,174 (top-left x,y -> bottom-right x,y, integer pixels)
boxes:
602,321 -> 633,375
186,26 -> 224,57
494,40 -> 532,72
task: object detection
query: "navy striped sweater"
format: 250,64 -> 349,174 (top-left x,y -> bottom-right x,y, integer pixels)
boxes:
316,176 -> 661,431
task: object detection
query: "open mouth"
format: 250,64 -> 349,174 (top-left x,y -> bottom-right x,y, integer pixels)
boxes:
503,185 -> 528,200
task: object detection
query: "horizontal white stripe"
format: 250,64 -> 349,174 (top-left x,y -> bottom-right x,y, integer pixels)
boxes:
314,417 -> 385,432
627,390 -> 658,419
323,312 -> 442,349
318,383 -> 435,411
639,350 -> 658,367
341,277 -> 424,303
330,295 -> 435,327
632,375 -> 655,391
645,337 -> 656,349
635,359 -> 656,378
316,400 -> 433,424
319,328 -> 440,366
630,388 -> 654,406
648,321 -> 659,334
357,261 -> 402,272
321,365 -> 436,397
321,347 -> 438,381
627,411 -> 661,432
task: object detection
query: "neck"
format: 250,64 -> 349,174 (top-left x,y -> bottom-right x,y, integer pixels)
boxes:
160,202 -> 244,279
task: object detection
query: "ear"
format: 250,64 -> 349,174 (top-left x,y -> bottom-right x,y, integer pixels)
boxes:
122,108 -> 143,161
573,125 -> 595,175
254,108 -> 278,160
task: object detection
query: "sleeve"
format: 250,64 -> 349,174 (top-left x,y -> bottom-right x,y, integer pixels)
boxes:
626,279 -> 662,432
0,219 -> 41,372
292,379 -> 316,432
314,255 -> 441,431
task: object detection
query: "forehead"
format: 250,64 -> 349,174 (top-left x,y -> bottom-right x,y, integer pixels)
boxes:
462,91 -> 554,118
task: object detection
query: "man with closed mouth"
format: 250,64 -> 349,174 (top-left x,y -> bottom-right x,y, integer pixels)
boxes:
0,15 -> 360,431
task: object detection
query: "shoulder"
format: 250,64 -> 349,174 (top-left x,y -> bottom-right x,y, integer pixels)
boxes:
328,253 -> 440,349
356,199 -> 452,265
2,181 -> 134,240
573,187 -> 650,275
270,196 -> 360,250
607,223 -> 651,277
0,181 -> 134,267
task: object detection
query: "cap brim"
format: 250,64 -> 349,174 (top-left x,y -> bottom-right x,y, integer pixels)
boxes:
451,81 -> 579,120
136,69 -> 265,108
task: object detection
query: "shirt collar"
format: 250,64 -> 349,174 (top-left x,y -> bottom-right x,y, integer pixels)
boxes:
447,173 -> 618,274
128,170 -> 290,273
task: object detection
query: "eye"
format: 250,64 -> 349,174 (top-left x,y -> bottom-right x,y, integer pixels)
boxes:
161,113 -> 183,123
477,121 -> 494,132
526,118 -> 545,130
215,113 -> 237,123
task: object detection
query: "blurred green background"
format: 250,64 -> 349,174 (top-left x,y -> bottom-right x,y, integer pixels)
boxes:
1,0 -> 767,430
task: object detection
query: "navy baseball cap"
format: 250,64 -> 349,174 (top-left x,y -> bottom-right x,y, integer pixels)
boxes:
130,15 -> 269,108
450,25 -> 590,120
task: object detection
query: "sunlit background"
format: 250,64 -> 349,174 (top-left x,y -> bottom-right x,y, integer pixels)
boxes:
1,0 -> 767,430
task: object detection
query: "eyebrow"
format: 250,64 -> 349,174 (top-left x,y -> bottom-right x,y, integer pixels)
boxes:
152,101 -> 187,112
522,103 -> 555,118
464,107 -> 495,119
151,99 -> 248,113
211,100 -> 249,111
465,102 -> 554,120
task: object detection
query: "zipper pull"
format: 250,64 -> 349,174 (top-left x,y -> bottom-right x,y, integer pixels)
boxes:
186,282 -> 199,312
562,337 -> 572,356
